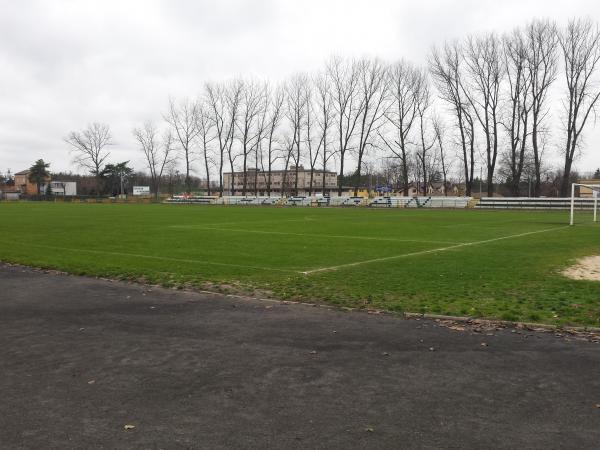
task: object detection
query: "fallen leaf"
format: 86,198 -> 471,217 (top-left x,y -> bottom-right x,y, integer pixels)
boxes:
382,352 -> 390,356
309,350 -> 317,355
481,343 -> 488,347
429,347 -> 435,352
123,424 -> 135,431
365,427 -> 374,432
87,379 -> 96,385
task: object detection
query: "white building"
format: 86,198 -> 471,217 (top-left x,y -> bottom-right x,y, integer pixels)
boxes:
41,181 -> 77,196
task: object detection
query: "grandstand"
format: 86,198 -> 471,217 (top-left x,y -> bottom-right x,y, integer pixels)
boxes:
476,197 -> 597,210
166,195 -> 472,208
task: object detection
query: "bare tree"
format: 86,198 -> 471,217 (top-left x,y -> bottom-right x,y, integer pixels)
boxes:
430,42 -> 476,196
415,74 -> 436,195
226,80 -> 243,194
65,122 -> 113,194
164,97 -> 200,194
526,19 -> 558,196
196,101 -> 216,195
236,80 -> 263,196
205,81 -> 241,196
286,74 -> 309,195
353,58 -> 389,196
260,85 -> 285,196
314,72 -> 335,195
462,33 -> 504,196
503,27 -> 533,196
164,159 -> 180,197
304,81 -> 322,196
558,18 -> 600,196
205,83 -> 227,196
279,135 -> 296,197
251,84 -> 268,196
133,122 -> 176,200
327,57 -> 364,196
380,61 -> 423,196
432,115 -> 451,196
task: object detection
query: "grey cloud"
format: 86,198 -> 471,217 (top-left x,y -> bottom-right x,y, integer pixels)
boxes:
0,0 -> 599,175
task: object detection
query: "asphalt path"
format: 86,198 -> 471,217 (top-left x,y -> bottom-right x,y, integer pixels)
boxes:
1,264 -> 599,449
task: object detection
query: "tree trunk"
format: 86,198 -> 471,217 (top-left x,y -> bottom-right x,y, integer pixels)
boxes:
354,152 -> 363,197
560,154 -> 574,197
337,154 -> 345,197
531,121 -> 542,197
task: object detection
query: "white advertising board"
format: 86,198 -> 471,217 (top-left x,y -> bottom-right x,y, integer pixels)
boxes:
133,186 -> 150,196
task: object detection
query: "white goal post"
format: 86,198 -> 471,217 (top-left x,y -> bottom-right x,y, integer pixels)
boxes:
570,183 -> 599,226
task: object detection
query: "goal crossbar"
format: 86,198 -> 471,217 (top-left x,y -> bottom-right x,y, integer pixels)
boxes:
570,183 -> 599,226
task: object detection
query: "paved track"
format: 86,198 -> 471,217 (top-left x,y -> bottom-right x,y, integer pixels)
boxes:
1,264 -> 599,448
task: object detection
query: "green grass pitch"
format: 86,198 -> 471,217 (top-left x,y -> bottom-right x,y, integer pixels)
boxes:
1,202 -> 599,326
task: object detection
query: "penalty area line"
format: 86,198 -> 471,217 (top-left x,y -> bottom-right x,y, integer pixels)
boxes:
301,225 -> 570,275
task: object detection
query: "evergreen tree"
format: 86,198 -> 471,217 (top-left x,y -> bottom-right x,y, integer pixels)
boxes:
101,161 -> 133,195
28,159 -> 50,195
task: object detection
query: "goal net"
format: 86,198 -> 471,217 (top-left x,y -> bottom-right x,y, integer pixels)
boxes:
570,183 -> 599,225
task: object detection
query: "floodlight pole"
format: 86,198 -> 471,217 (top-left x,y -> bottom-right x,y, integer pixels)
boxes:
570,183 -> 575,226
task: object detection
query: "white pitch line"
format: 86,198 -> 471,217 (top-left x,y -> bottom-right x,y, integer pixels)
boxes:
301,225 -> 570,275
3,242 -> 299,274
171,226 -> 458,245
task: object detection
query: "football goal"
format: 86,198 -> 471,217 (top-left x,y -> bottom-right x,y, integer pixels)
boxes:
570,183 -> 599,225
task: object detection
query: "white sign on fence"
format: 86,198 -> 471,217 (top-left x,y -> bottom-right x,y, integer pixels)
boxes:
133,186 -> 150,196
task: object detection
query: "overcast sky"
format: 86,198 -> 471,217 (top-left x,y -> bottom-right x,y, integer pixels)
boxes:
1,0 -> 599,176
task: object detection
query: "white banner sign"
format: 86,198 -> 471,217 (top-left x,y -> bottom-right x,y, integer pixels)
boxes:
133,186 -> 150,196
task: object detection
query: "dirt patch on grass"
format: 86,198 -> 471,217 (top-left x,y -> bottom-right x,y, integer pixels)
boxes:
563,256 -> 600,281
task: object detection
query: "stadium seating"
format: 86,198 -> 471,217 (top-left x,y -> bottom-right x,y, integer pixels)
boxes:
316,196 -> 331,206
224,196 -> 284,206
370,196 -> 412,207
165,195 -> 217,204
341,197 -> 366,206
286,196 -> 312,206
475,197 -> 597,210
425,197 -> 471,208
166,194 -> 471,208
369,196 -> 470,208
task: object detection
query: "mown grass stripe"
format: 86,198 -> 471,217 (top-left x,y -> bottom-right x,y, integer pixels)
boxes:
0,241 -> 301,274
302,226 -> 570,274
172,225 -> 459,245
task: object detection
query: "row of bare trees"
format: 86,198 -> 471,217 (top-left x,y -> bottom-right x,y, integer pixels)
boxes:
65,18 -> 600,198
146,57 -> 447,197
431,17 -> 600,196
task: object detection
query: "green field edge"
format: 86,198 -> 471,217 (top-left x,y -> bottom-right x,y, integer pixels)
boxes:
3,256 -> 599,330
